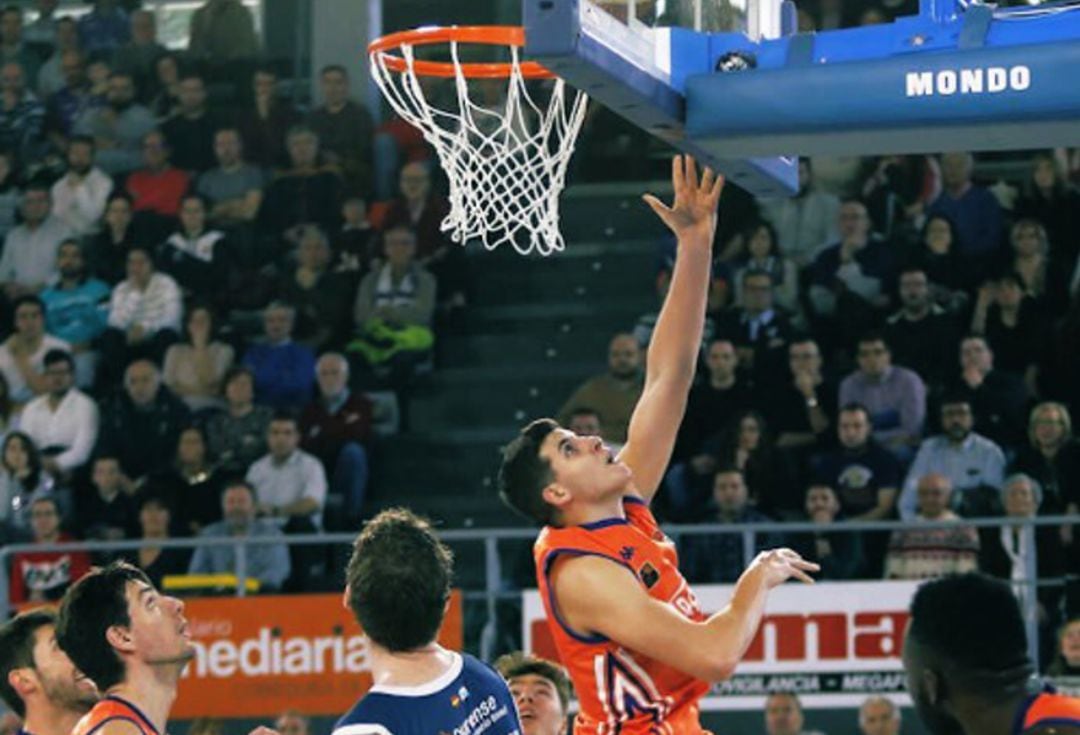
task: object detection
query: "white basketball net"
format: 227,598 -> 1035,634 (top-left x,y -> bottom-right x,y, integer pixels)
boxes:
370,40 -> 588,256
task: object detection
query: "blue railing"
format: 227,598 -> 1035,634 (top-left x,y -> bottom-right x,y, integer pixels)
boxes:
2,514 -> 1075,669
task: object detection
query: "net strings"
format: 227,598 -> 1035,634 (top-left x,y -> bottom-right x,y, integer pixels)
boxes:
370,41 -> 589,256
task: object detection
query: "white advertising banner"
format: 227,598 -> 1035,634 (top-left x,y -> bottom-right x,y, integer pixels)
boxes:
523,580 -> 919,710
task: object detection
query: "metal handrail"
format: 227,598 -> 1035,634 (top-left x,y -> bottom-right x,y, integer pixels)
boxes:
3,513 -> 1076,666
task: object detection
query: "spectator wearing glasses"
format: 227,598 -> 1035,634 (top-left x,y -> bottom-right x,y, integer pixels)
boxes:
9,495 -> 90,604
713,269 -> 796,388
899,394 -> 1005,520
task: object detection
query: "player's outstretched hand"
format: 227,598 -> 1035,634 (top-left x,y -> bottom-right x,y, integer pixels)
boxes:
748,548 -> 820,589
643,155 -> 724,243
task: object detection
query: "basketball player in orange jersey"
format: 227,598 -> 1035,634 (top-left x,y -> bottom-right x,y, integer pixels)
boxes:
903,573 -> 1080,735
499,155 -> 819,735
55,562 -> 195,735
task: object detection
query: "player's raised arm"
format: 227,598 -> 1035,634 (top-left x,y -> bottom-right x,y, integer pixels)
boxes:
619,155 -> 723,502
553,548 -> 817,682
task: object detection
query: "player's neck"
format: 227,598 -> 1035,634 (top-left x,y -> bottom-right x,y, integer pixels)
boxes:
560,495 -> 627,527
956,691 -> 1029,735
369,642 -> 456,688
23,701 -> 85,735
107,670 -> 180,734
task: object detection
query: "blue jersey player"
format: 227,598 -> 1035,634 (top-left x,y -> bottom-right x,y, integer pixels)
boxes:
333,508 -> 522,735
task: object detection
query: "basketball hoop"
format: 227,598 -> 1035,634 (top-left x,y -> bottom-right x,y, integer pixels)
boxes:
368,26 -> 588,256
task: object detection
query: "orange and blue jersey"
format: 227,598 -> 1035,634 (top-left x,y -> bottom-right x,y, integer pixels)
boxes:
71,696 -> 159,735
1014,687 -> 1080,734
534,496 -> 711,735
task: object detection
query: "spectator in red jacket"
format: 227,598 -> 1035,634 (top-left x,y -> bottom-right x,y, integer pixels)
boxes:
300,352 -> 371,526
9,495 -> 90,604
123,129 -> 190,237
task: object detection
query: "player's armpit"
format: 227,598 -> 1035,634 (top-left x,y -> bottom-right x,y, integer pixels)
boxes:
551,555 -> 737,682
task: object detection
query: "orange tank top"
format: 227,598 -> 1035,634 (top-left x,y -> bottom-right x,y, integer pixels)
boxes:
1018,689 -> 1080,733
534,496 -> 711,735
71,696 -> 159,735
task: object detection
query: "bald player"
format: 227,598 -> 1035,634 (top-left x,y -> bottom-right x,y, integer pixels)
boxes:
903,573 -> 1080,735
0,609 -> 98,735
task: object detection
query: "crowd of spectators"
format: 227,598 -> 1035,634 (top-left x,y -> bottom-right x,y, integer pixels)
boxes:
0,0 -> 464,602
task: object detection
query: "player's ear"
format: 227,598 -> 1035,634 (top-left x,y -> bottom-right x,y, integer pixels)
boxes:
541,482 -> 571,510
105,624 -> 135,654
922,668 -> 942,705
8,667 -> 35,700
341,585 -> 351,611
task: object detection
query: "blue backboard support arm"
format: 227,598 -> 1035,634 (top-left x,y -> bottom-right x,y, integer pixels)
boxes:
687,5 -> 1080,157
524,0 -> 1080,196
524,0 -> 800,197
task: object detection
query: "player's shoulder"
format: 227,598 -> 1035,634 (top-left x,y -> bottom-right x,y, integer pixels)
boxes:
75,714 -> 148,735
459,652 -> 514,693
1022,690 -> 1080,733
74,698 -> 156,735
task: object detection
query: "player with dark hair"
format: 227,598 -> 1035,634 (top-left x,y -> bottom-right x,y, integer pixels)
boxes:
0,609 -> 98,735
332,508 -> 522,735
495,652 -> 571,735
55,561 -> 194,735
903,573 -> 1080,735
497,156 -> 818,734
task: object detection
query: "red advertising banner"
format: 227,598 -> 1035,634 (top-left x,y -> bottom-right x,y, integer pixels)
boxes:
173,592 -> 463,718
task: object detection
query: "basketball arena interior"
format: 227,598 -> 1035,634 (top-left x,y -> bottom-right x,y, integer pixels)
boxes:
0,0 -> 1079,734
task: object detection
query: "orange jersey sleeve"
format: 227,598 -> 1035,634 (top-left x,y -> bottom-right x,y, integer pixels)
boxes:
534,497 -> 711,735
1020,690 -> 1080,732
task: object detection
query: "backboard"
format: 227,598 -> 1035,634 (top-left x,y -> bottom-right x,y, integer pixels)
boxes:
524,0 -> 1080,197
525,0 -> 799,196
